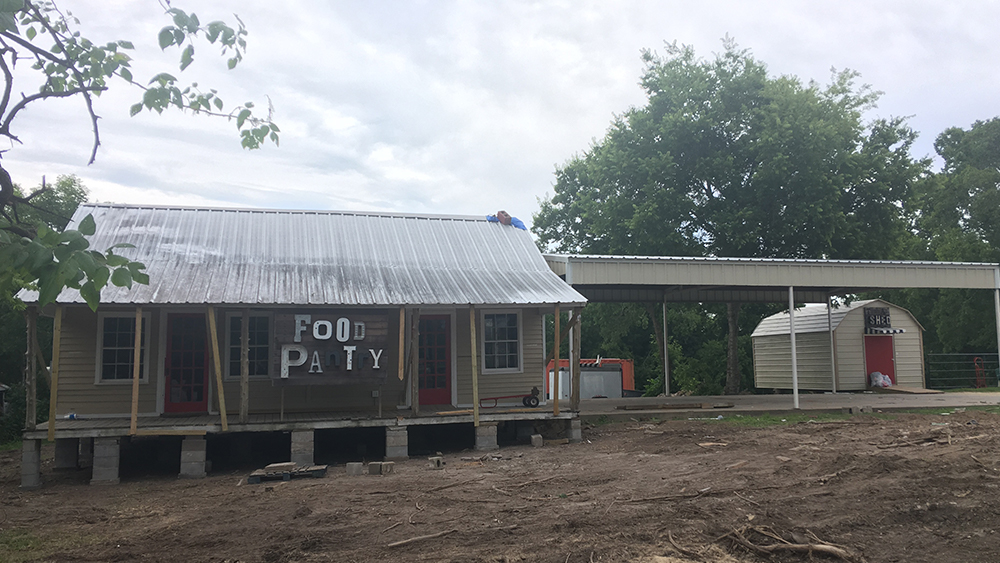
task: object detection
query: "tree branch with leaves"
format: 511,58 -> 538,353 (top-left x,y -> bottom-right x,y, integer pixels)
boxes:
0,0 -> 279,310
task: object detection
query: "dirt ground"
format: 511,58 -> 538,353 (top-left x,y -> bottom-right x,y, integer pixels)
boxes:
3,409 -> 1000,563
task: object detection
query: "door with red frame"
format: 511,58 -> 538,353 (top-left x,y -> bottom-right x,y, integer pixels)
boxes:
165,314 -> 210,413
418,315 -> 451,405
864,335 -> 896,385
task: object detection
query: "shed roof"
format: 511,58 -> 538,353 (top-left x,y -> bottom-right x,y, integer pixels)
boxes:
21,204 -> 586,307
751,299 -> 919,337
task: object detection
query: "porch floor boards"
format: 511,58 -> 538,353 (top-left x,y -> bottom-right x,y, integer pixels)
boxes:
26,406 -> 568,440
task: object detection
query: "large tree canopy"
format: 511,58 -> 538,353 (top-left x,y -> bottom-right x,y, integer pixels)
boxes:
0,0 -> 279,311
536,41 -> 924,259
535,41 -> 928,394
878,118 -> 1000,357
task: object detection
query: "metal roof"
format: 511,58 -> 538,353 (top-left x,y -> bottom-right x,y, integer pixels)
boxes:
22,204 -> 587,307
750,299 -> 922,337
545,254 -> 1000,304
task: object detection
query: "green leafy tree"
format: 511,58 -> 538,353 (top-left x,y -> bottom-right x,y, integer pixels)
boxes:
879,118 -> 1000,356
0,175 -> 84,443
0,0 -> 279,311
535,40 -> 926,394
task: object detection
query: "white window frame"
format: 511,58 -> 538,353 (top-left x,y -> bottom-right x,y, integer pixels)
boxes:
94,311 -> 151,385
480,309 -> 524,375
224,311 -> 273,381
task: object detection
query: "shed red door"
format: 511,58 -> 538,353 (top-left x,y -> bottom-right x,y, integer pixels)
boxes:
418,316 -> 451,405
165,314 -> 210,413
864,335 -> 895,385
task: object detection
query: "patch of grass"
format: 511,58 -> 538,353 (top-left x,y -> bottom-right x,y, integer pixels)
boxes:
0,529 -> 105,563
718,412 -> 852,428
589,415 -> 613,426
0,440 -> 21,452
914,405 -> 1000,415
0,530 -> 48,563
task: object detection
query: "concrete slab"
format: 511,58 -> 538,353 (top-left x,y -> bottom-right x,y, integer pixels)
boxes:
579,391 -> 1000,422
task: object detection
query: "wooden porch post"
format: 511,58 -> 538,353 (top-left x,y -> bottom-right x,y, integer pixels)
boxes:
46,306 -> 63,441
470,307 -> 479,427
398,306 -> 405,380
553,304 -> 560,416
409,308 -> 421,416
129,307 -> 143,435
240,308 -> 250,423
24,309 -> 37,431
570,309 -> 581,412
662,299 -> 670,396
206,306 -> 229,431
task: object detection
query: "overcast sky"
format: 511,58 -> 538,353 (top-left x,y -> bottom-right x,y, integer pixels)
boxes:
5,1 -> 998,228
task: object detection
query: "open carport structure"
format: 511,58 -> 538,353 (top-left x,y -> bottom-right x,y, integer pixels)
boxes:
544,255 -> 1000,408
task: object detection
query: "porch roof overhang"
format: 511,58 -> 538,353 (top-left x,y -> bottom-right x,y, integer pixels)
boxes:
544,254 -> 1000,304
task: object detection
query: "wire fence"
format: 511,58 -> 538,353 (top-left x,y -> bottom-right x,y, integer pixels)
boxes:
926,353 -> 1000,389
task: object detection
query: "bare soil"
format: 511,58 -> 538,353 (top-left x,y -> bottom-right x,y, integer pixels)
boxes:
4,410 -> 1000,563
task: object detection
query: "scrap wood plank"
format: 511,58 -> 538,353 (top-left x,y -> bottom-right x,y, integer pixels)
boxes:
874,385 -> 944,395
436,408 -> 542,416
134,429 -> 207,436
616,402 -> 734,411
248,464 -> 328,484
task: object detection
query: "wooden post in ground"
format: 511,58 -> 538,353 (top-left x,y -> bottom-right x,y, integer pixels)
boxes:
553,304 -> 560,417
240,308 -> 250,423
470,307 -> 479,427
398,307 -> 405,380
570,308 -> 582,412
47,306 -> 63,441
129,307 -> 143,435
410,308 -> 421,416
542,314 -> 579,370
24,309 -> 37,431
206,306 -> 229,431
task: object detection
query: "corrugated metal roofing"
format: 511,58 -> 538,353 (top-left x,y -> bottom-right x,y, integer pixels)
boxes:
544,254 -> 1000,304
751,299 -> 882,337
20,204 -> 587,307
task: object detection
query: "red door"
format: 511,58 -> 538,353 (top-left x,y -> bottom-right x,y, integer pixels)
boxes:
864,335 -> 895,385
165,314 -> 210,413
418,315 -> 451,405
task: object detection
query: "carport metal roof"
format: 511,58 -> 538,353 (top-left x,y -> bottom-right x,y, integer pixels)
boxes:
544,254 -> 1000,303
545,254 -> 1000,408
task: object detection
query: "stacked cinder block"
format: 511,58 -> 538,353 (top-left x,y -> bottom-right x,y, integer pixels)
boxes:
568,419 -> 583,443
474,422 -> 499,451
290,430 -> 314,466
385,427 -> 408,460
21,440 -> 41,489
91,437 -> 121,485
179,436 -> 207,479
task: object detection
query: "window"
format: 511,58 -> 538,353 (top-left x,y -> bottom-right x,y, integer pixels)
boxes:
482,311 -> 522,373
97,314 -> 148,383
227,314 -> 271,379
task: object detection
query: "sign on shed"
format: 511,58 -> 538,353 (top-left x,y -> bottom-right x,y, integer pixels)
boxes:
275,310 -> 389,385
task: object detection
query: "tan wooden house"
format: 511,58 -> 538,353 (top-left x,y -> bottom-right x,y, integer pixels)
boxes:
752,299 -> 925,391
19,204 -> 586,487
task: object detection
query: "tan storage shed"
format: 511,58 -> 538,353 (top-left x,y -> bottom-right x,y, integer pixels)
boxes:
752,299 -> 925,391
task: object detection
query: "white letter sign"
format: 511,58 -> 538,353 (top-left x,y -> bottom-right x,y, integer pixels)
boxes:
281,344 -> 308,378
294,315 -> 311,343
343,345 -> 356,370
313,320 -> 333,340
336,318 -> 351,342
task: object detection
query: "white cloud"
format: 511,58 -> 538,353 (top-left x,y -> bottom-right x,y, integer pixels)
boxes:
3,0 -> 998,231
